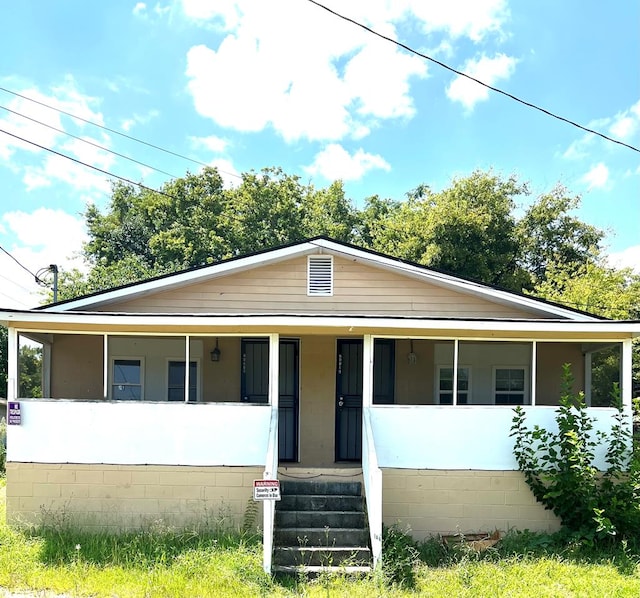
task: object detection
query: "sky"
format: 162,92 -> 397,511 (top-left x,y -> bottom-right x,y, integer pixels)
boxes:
0,0 -> 638,310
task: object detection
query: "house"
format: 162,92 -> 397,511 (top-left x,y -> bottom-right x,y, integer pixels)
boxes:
1,237 -> 639,571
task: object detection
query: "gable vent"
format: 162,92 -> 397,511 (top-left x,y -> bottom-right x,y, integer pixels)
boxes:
307,255 -> 333,296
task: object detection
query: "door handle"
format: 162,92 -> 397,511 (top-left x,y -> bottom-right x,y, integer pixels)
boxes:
338,396 -> 344,408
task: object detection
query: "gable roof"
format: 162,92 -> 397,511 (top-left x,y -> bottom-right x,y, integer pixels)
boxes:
36,237 -> 600,322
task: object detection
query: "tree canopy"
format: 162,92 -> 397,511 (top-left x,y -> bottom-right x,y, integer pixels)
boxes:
55,166 -> 610,302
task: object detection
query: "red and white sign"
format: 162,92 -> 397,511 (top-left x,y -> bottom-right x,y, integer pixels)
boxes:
253,479 -> 281,501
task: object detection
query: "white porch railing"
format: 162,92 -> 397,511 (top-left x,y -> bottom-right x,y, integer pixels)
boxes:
7,399 -> 271,466
362,407 -> 382,568
369,405 -> 623,470
262,407 -> 279,574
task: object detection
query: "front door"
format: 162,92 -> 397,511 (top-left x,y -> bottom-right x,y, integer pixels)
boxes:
336,339 -> 395,461
336,339 -> 364,461
241,338 -> 299,462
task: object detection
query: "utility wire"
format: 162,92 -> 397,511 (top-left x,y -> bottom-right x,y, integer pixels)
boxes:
0,127 -> 183,202
306,0 -> 640,154
0,104 -> 180,179
0,244 -> 46,284
0,86 -> 243,179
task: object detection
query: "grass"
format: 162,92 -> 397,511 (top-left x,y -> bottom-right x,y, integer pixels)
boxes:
0,478 -> 640,597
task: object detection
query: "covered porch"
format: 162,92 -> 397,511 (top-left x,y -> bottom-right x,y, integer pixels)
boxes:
3,313 -> 636,571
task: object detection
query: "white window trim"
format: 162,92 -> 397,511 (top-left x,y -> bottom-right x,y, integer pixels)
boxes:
436,365 -> 472,405
307,255 -> 333,296
165,357 -> 201,402
109,356 -> 145,401
492,365 -> 529,405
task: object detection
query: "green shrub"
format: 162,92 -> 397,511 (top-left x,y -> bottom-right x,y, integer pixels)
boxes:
382,524 -> 420,587
511,364 -> 640,543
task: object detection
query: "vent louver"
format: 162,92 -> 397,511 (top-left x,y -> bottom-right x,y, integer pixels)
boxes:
307,255 -> 333,296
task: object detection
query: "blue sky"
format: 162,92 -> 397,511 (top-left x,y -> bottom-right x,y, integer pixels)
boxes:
0,0 -> 638,309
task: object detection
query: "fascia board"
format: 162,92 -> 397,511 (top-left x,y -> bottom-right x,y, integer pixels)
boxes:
1,310 -> 639,336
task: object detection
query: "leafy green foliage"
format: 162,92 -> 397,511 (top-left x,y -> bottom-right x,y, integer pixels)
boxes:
382,524 -> 420,587
511,365 -> 640,542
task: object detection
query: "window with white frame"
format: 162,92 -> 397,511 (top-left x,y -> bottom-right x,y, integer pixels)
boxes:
112,358 -> 143,400
494,367 -> 527,405
167,360 -> 198,402
437,366 -> 470,404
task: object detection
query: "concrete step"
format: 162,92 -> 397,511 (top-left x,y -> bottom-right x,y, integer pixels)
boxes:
281,480 -> 361,496
275,527 -> 370,547
278,494 -> 364,512
273,564 -> 371,577
276,510 -> 366,529
273,545 -> 371,567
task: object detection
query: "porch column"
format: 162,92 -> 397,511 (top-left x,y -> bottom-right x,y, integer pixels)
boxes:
184,335 -> 191,402
622,339 -> 633,414
362,335 -> 374,407
268,333 -> 280,410
452,339 -> 459,405
531,341 -> 537,406
103,334 -> 109,400
7,327 -> 18,400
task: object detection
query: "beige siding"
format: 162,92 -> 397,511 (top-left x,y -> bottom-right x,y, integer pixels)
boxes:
299,336 -> 337,466
6,463 -> 263,532
103,256 -> 545,319
383,469 -> 560,539
51,334 -> 103,399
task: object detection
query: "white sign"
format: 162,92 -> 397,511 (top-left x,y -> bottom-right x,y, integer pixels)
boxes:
253,479 -> 281,501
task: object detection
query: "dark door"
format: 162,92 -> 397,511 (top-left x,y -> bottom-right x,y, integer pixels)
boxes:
336,339 -> 364,461
241,339 -> 299,462
336,339 -> 395,461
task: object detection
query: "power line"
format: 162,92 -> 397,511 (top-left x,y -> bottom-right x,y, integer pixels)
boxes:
0,104 -> 180,179
306,0 -> 640,154
0,86 -> 243,179
0,244 -> 46,284
0,127 -> 183,202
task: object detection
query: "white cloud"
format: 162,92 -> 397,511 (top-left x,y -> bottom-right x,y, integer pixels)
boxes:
1,208 -> 89,308
209,158 -> 241,188
133,2 -> 146,16
304,143 -> 391,181
581,163 -> 609,190
119,109 -> 159,132
609,99 -> 640,141
23,153 -> 112,193
411,0 -> 509,42
608,245 -> 640,274
562,98 -> 640,162
446,53 -> 518,112
190,134 -> 228,153
184,1 -> 452,142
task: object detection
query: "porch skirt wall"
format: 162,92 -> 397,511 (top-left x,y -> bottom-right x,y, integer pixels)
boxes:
382,469 -> 560,539
5,463 -> 264,532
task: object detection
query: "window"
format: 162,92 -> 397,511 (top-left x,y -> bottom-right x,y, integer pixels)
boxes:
307,255 -> 333,296
494,367 -> 527,405
168,361 -> 198,402
437,366 -> 470,404
112,358 -> 142,400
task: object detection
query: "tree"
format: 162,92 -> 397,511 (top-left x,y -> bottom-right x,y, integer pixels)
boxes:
517,186 -> 604,287
19,344 -> 42,398
361,171 -> 530,290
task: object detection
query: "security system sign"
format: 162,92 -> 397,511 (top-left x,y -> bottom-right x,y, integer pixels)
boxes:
8,401 -> 21,425
253,479 -> 281,501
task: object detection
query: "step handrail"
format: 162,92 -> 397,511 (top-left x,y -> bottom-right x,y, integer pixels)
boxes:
262,406 -> 279,573
362,407 -> 382,568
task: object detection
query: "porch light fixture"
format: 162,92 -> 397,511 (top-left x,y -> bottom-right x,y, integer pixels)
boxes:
210,338 -> 221,362
408,339 -> 417,365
